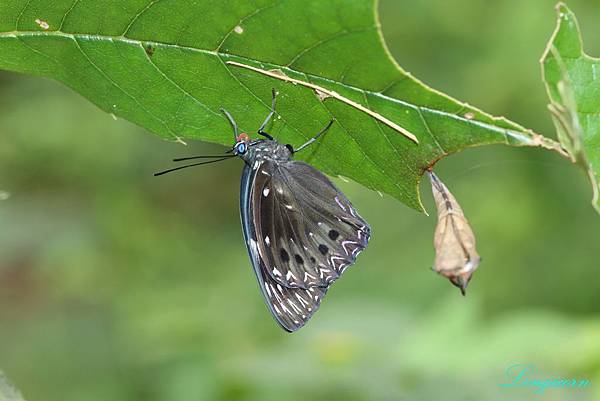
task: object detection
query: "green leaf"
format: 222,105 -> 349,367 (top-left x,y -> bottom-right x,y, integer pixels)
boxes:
0,371 -> 26,401
0,0 -> 557,211
541,3 -> 600,213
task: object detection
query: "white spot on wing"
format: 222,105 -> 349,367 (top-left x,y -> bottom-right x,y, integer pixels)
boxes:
334,196 -> 347,211
288,299 -> 302,313
263,187 -> 270,196
331,255 -> 346,267
295,293 -> 309,306
265,236 -> 271,246
342,240 -> 359,255
304,272 -> 316,281
249,239 -> 258,254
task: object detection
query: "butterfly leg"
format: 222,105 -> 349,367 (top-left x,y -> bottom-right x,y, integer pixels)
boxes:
258,88 -> 278,140
220,108 -> 238,141
294,119 -> 335,153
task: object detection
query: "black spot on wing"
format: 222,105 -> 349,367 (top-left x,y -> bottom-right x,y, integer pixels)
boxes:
318,244 -> 329,255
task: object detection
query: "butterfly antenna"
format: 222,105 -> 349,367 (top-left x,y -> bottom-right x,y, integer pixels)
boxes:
154,157 -> 234,176
172,154 -> 234,162
220,108 -> 238,141
294,119 -> 335,153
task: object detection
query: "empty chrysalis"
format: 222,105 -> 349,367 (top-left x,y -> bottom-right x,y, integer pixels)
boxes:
429,171 -> 481,295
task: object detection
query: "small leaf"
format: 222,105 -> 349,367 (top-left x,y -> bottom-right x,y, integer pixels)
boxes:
429,172 -> 480,295
0,0 -> 561,211
0,371 -> 26,401
541,3 -> 600,213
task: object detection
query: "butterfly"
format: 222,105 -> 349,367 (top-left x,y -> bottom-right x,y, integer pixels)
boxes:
156,90 -> 371,332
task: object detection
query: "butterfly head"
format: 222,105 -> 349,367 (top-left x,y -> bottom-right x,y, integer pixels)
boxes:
233,133 -> 250,155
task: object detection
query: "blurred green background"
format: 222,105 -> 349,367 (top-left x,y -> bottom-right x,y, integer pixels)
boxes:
1,1 -> 600,400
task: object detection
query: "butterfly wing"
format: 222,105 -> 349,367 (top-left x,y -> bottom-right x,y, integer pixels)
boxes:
241,158 -> 370,332
241,162 -> 327,332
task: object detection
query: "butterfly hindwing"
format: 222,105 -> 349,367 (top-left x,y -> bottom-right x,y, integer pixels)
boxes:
255,160 -> 370,289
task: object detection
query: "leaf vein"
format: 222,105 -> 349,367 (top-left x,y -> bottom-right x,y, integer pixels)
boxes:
141,45 -> 221,119
15,35 -> 60,66
121,0 -> 163,37
415,107 -> 445,154
362,91 -> 417,175
15,0 -> 34,31
72,36 -> 177,140
286,26 -> 375,69
58,0 -> 81,31
215,1 -> 279,52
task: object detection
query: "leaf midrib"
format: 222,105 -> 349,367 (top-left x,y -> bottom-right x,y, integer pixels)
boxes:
1,29 -> 534,144
1,28 -> 542,207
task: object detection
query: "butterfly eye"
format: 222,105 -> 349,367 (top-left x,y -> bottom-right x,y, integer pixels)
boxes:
235,142 -> 247,154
